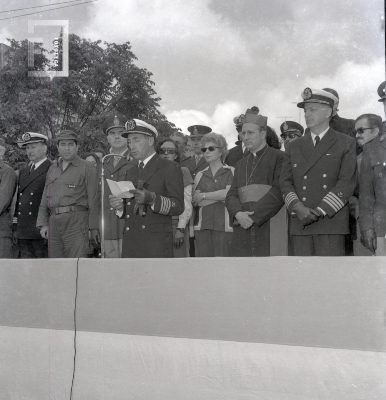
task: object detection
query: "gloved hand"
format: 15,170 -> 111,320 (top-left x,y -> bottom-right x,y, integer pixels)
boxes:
129,189 -> 156,205
174,229 -> 185,248
360,229 -> 377,253
90,229 -> 100,248
292,202 -> 320,226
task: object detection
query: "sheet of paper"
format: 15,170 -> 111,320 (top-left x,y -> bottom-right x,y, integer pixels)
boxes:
106,179 -> 135,198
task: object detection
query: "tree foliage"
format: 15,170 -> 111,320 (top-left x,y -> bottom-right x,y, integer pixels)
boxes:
0,34 -> 180,164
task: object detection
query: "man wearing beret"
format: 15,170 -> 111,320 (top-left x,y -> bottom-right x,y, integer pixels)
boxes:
280,121 -> 304,150
225,109 -> 285,256
357,113 -> 386,256
89,112 -> 135,258
109,119 -> 184,258
225,107 -> 259,167
36,130 -> 99,258
13,132 -> 51,258
280,88 -> 357,256
0,138 -> 17,257
181,125 -> 211,179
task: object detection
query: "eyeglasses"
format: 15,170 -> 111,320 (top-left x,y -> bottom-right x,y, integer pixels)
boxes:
159,148 -> 176,155
353,127 -> 375,135
280,132 -> 302,140
201,146 -> 219,153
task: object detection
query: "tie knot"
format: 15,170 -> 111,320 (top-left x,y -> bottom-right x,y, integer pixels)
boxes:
315,136 -> 320,146
139,161 -> 144,169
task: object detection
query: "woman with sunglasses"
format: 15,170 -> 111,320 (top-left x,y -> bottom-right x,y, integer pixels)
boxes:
157,138 -> 193,257
192,132 -> 234,257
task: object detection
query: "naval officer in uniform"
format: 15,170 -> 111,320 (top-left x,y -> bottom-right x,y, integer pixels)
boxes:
109,119 -> 184,258
14,132 -> 51,258
280,88 -> 357,256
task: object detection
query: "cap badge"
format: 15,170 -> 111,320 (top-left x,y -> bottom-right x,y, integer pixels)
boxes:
126,120 -> 136,131
283,122 -> 289,131
302,87 -> 312,100
113,116 -> 120,126
383,87 -> 386,94
193,127 -> 198,135
22,133 -> 31,142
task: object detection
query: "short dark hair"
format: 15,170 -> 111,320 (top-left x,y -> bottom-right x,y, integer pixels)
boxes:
355,114 -> 383,134
156,138 -> 181,163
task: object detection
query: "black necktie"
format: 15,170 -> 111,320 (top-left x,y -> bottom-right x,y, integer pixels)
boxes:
138,161 -> 144,179
315,136 -> 320,147
30,164 -> 35,173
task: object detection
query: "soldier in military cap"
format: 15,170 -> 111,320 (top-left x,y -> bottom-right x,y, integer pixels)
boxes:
109,119 -> 184,258
280,88 -> 357,256
181,125 -> 212,179
225,107 -> 259,167
13,132 -> 51,258
356,113 -> 386,256
36,130 -> 99,258
89,112 -> 135,258
280,121 -> 304,150
0,137 -> 17,257
225,109 -> 285,256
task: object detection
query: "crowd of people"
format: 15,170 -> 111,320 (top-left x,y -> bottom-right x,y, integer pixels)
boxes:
1,82 -> 386,259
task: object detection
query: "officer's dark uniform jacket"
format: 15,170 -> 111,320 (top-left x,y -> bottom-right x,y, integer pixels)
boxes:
181,155 -> 208,180
0,161 -> 17,238
14,159 -> 51,239
359,136 -> 386,237
280,128 -> 357,235
120,153 -> 184,258
89,149 -> 135,238
224,143 -> 249,167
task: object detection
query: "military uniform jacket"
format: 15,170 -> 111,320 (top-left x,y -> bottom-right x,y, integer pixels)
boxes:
181,155 -> 208,180
0,161 -> 17,238
280,128 -> 357,235
359,136 -> 386,236
89,149 -> 136,239
224,144 -> 249,168
15,159 -> 51,239
120,154 -> 184,258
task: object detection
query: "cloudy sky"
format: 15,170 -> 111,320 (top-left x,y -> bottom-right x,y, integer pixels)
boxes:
1,0 -> 385,147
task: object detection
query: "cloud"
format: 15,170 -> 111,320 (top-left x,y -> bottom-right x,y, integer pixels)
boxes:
166,101 -> 246,148
82,0 -> 251,65
166,57 -> 385,147
0,28 -> 12,45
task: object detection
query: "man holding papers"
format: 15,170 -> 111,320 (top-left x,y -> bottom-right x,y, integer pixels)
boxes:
225,109 -> 284,256
109,119 -> 184,258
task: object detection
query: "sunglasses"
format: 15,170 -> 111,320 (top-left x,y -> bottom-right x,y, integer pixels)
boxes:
159,148 -> 176,155
280,132 -> 302,140
353,127 -> 374,135
201,146 -> 219,153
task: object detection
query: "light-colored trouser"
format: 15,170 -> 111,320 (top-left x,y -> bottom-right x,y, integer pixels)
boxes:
104,239 -> 123,258
376,237 -> 386,256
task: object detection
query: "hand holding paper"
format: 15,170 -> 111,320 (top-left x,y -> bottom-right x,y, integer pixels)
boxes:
106,179 -> 136,198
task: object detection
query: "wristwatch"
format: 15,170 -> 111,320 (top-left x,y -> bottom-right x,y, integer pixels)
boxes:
177,228 -> 185,233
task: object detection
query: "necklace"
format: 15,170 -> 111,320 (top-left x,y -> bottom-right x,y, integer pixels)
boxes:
245,145 -> 268,186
